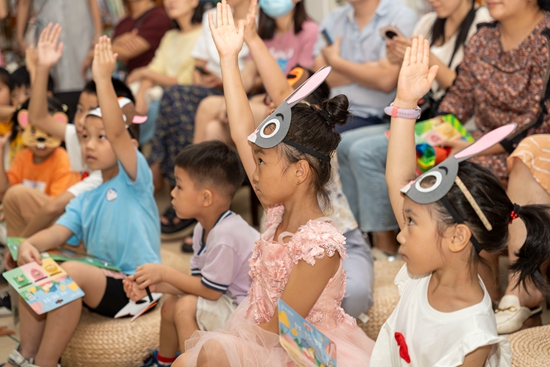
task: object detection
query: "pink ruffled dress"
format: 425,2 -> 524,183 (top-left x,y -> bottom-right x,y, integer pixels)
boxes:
183,205 -> 374,366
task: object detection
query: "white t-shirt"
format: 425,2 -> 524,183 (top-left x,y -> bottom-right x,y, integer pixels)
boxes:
190,8 -> 250,79
370,265 -> 511,367
67,170 -> 103,197
65,124 -> 86,173
413,7 -> 492,95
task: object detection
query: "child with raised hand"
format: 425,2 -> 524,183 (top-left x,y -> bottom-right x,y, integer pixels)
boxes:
373,36 -> 550,366
2,37 -> 161,367
173,1 -> 374,366
124,140 -> 259,367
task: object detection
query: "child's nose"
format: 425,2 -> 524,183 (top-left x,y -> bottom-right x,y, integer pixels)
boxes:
396,230 -> 405,245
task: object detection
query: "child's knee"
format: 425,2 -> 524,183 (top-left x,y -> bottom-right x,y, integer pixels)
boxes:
3,184 -> 30,208
161,294 -> 179,322
174,294 -> 198,319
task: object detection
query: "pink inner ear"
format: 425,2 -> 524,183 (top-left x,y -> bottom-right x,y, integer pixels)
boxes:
286,66 -> 332,105
455,124 -> 516,160
52,113 -> 68,125
18,110 -> 30,128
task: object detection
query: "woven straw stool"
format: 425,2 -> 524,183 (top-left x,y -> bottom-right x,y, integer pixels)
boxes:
507,325 -> 550,367
61,249 -> 189,367
358,259 -> 404,340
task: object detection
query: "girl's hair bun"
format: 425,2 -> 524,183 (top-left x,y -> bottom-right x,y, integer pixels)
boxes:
321,94 -> 350,127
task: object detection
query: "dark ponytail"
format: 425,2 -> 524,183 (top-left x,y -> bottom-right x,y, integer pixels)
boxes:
430,0 -> 478,66
509,204 -> 550,292
538,0 -> 550,11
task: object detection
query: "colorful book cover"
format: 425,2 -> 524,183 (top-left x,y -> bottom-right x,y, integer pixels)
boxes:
2,258 -> 84,315
278,299 -> 337,367
414,114 -> 474,146
7,237 -> 121,272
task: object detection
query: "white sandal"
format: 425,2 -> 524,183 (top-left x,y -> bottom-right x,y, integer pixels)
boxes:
494,295 -> 542,334
3,348 -> 61,367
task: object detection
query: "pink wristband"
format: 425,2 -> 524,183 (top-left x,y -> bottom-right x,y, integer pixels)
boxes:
384,103 -> 421,119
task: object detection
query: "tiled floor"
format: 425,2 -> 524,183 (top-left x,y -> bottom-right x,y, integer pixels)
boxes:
0,183 -> 549,363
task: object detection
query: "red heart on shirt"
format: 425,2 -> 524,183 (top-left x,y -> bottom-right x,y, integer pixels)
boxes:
394,332 -> 411,363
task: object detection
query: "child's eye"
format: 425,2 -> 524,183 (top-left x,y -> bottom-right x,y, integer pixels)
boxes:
407,217 -> 415,226
76,108 -> 83,113
176,185 -> 182,190
99,135 -> 107,140
82,134 -> 88,139
258,158 -> 264,165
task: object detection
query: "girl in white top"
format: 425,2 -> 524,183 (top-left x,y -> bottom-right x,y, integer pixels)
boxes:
376,37 -> 550,366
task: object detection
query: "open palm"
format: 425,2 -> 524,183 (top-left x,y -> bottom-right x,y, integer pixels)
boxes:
209,0 -> 245,58
396,36 -> 438,104
37,23 -> 64,69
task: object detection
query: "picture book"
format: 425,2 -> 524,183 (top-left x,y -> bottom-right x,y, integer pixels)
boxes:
278,299 -> 337,367
115,291 -> 162,322
2,258 -> 84,315
7,237 -> 121,272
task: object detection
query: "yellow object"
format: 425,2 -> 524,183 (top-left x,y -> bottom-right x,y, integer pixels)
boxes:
279,311 -> 290,328
68,282 -> 79,291
292,328 -> 298,336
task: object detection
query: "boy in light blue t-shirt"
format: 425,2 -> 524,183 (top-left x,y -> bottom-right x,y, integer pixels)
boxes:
5,37 -> 161,367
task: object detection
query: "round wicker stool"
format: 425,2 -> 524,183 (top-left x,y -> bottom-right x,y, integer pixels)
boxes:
358,259 -> 404,340
61,249 -> 189,367
507,325 -> 550,367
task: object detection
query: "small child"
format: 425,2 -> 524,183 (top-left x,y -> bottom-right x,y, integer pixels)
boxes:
373,37 -> 550,366
2,36 -> 161,367
0,68 -> 13,136
174,2 -> 374,365
0,97 -> 80,202
124,140 -> 259,367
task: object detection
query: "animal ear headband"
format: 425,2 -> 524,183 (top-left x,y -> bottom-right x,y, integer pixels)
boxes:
87,97 -> 147,125
248,66 -> 332,161
401,124 -> 516,252
18,109 -> 67,149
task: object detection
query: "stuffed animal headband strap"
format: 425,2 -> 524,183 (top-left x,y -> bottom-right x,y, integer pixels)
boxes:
87,99 -> 147,125
282,138 -> 330,162
454,176 -> 493,231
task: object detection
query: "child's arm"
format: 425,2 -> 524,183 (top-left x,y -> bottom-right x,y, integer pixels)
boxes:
17,224 -> 73,266
209,1 -> 259,198
0,132 -> 12,199
130,263 -> 223,300
386,37 -> 438,226
0,106 -> 16,120
92,36 -> 138,181
243,0 -> 292,106
259,254 -> 340,334
20,191 -> 75,237
29,24 -> 67,140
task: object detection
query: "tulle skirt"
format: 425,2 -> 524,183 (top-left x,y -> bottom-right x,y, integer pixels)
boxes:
179,297 -> 374,367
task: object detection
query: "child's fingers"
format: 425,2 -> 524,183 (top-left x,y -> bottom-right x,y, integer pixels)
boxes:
237,19 -> 245,35
417,35 -> 425,64
216,2 -> 222,29
52,24 -> 62,45
38,23 -> 50,44
427,65 -> 439,86
227,1 -> 235,27
410,37 -> 418,64
403,46 -> 411,67
208,11 -> 215,32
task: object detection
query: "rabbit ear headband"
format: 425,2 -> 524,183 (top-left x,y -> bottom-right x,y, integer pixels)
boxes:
248,66 -> 332,162
401,124 -> 517,252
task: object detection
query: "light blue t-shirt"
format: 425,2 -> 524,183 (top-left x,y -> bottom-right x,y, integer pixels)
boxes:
314,0 -> 418,118
57,150 -> 161,274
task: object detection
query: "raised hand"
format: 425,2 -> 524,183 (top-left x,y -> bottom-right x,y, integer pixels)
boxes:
209,0 -> 245,58
242,0 -> 259,44
92,36 -> 117,83
36,23 -> 64,69
395,36 -> 438,106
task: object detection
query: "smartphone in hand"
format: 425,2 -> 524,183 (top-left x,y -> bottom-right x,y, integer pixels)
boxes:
380,24 -> 405,41
321,29 -> 333,45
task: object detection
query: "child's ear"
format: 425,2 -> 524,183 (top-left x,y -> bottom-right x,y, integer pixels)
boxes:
201,189 -> 213,207
131,139 -> 139,148
52,112 -> 68,125
448,224 -> 472,253
295,160 -> 310,185
18,110 -> 30,128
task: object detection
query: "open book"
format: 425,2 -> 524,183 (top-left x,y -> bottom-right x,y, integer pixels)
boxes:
7,237 -> 121,272
278,299 -> 337,367
2,258 -> 84,315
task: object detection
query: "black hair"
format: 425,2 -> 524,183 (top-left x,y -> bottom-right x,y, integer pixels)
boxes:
538,0 -> 550,11
11,66 -> 54,92
174,140 -> 245,198
427,161 -> 550,292
171,1 -> 215,28
81,78 -> 135,103
258,2 -> 308,40
11,96 -> 67,140
278,94 -> 349,206
0,68 -> 12,91
429,0 -> 477,66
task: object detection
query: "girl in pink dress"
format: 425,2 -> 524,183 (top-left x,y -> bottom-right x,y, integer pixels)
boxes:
174,1 -> 374,366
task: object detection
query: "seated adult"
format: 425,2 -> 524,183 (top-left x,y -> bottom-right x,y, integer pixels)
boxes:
337,0 -> 490,256
125,0 -> 213,144
81,0 -> 171,79
313,0 -> 417,133
494,135 -> 550,334
193,0 -> 319,146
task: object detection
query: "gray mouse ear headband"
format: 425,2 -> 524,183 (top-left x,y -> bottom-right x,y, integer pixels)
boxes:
401,124 -> 517,253
248,66 -> 332,162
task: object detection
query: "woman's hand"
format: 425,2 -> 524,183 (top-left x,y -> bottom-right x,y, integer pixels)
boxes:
36,23 -> 64,69
386,37 -> 411,65
242,0 -> 259,44
126,68 -> 144,85
17,241 -> 42,266
209,0 -> 245,59
395,36 -> 438,107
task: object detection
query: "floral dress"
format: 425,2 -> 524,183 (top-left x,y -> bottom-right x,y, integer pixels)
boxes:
439,13 -> 550,186
183,204 -> 374,366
